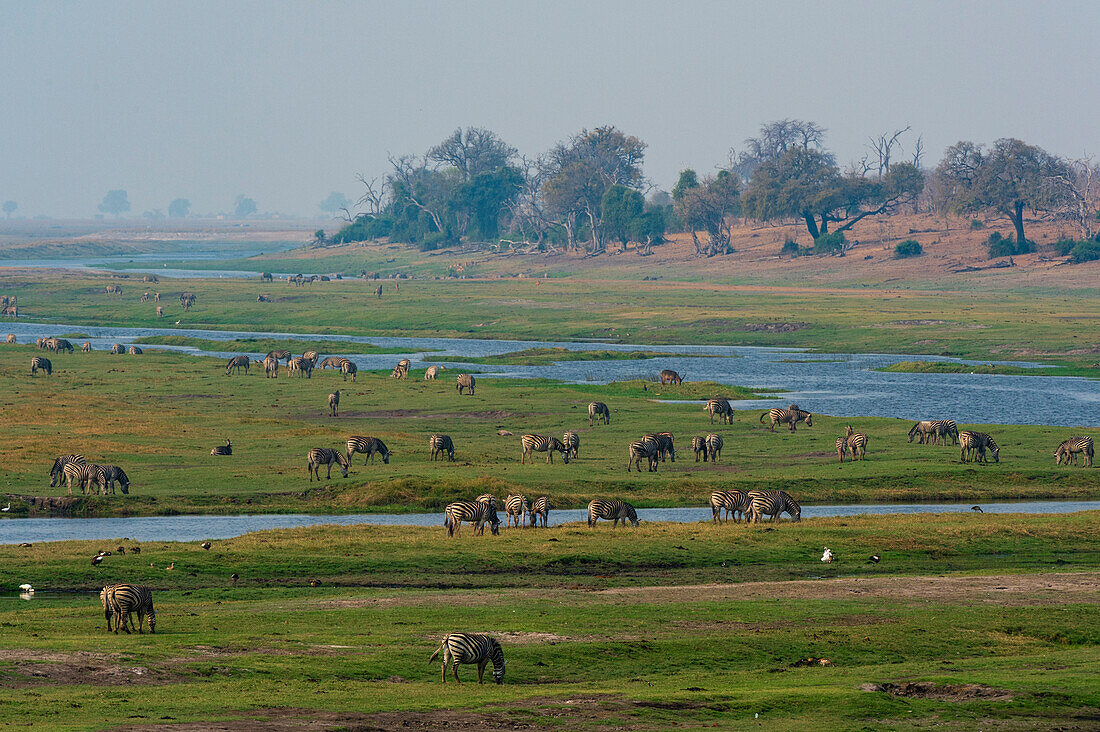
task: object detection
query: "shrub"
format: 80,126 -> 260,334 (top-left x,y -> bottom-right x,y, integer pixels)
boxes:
417,230 -> 459,252
986,232 -> 1033,259
894,240 -> 923,258
333,215 -> 393,243
780,239 -> 800,256
1053,239 -> 1078,256
812,232 -> 846,255
1070,238 -> 1100,263
969,219 -> 985,230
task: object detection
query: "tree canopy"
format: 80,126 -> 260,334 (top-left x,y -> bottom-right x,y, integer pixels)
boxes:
168,198 -> 190,218
98,190 -> 130,217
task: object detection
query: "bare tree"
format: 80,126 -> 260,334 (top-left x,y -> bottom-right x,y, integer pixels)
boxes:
427,127 -> 517,181
345,174 -> 389,221
388,154 -> 448,235
1049,155 -> 1100,239
869,126 -> 911,177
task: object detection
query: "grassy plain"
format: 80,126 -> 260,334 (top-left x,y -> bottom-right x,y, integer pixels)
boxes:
0,346 -> 1096,518
0,514 -> 1097,729
879,360 -> 1095,378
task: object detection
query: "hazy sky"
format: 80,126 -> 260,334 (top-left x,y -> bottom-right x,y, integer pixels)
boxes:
3,1 -> 1099,217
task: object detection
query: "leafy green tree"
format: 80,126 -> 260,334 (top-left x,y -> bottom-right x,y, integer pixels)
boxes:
451,166 -> 523,240
319,192 -> 352,216
168,198 -> 190,218
98,190 -> 131,217
428,128 -> 517,181
600,184 -> 644,248
671,169 -> 700,202
674,169 -> 741,255
234,195 -> 258,218
2,201 -> 16,218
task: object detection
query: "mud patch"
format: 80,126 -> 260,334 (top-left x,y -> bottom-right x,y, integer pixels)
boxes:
861,681 -> 1014,701
740,322 -> 809,333
0,650 -> 182,688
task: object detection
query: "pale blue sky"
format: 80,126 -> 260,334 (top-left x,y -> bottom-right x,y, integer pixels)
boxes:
2,1 -> 1098,217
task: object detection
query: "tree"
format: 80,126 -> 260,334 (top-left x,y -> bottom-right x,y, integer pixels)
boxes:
600,185 -> 645,248
2,201 -> 16,218
1049,155 -> 1100,239
168,198 -> 190,218
319,192 -> 352,216
671,169 -> 700,202
450,166 -> 523,240
234,195 -> 258,218
731,119 -> 827,180
674,169 -> 741,255
312,229 -> 327,247
98,190 -> 131,217
935,138 -> 1069,246
428,127 -> 517,181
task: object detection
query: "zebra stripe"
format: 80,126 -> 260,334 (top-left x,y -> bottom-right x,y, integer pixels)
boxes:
424,365 -> 442,380
307,448 -> 349,481
692,436 -> 708,462
588,401 -> 610,425
428,632 -> 506,684
100,465 -> 130,494
63,462 -> 106,495
429,434 -> 455,461
226,355 -> 250,375
302,351 -> 319,365
266,349 -> 292,363
263,355 -> 279,378
520,434 -> 569,464
1055,437 -> 1094,467
747,490 -> 801,523
328,390 -> 340,417
931,420 -> 959,445
107,584 -> 156,634
476,494 -> 497,508
211,439 -> 232,456
760,408 -> 813,432
587,498 -> 639,527
960,431 -> 999,464
444,501 -> 500,537
627,437 -> 659,472
529,496 -> 550,527
49,454 -> 84,487
835,436 -> 849,463
30,356 -> 52,375
81,342 -> 92,352
504,494 -> 529,528
346,436 -> 390,465
340,359 -> 356,381
456,373 -> 476,394
643,432 -> 675,462
704,398 -> 733,424
709,489 -> 751,523
562,431 -> 579,459
128,346 -> 143,355
287,356 -> 313,378
845,426 -> 868,461
705,433 -> 723,462
100,583 -> 122,632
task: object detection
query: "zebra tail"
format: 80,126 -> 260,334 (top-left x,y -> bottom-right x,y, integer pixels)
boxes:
428,639 -> 446,664
759,412 -> 767,423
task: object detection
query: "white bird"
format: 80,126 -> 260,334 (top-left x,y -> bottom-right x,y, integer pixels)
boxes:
175,320 -> 181,325
821,547 -> 834,563
18,583 -> 33,592
1,502 -> 10,512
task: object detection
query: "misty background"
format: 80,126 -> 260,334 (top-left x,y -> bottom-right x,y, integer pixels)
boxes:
2,0 -> 1098,218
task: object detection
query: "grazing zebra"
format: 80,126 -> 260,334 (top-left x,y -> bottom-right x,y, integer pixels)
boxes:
30,356 -> 51,376
140,291 -> 149,303
643,432 -> 675,462
444,500 -> 501,537
520,434 -> 569,464
328,390 -> 340,417
456,373 -> 476,395
660,369 -> 684,385
705,433 -> 723,462
1055,437 -> 1094,467
396,358 -> 411,375
36,337 -> 47,349
390,365 -> 406,379
835,436 -> 849,463
504,494 -> 529,528
49,454 -> 85,488
960,431 -> 999,464
428,632 -> 506,684
267,349 -> 293,364
288,356 -> 313,378
128,346 -> 142,355
5,334 -> 14,343
704,398 -> 734,424
225,355 -> 250,375
907,421 -> 937,444
429,434 -> 455,461
261,272 -> 273,281
528,495 -> 550,527
588,401 -> 610,425
747,490 -> 801,523
63,462 -> 106,495
81,342 -> 92,352
302,350 -> 319,365
307,447 -> 349,481
211,439 -> 232,456
110,344 -> 125,354
692,436 -> 709,462
156,306 -> 163,317
340,359 -> 357,381
263,355 -> 279,378
587,498 -> 639,527
319,356 -> 345,370
107,584 -> 156,634
710,489 -> 752,523
932,420 -> 960,446
346,435 -> 391,464
627,436 -> 659,472
476,494 -> 497,508
49,338 -> 74,353
100,465 -> 130,494
845,426 -> 868,461
562,431 -> 579,459
424,364 -> 443,380
760,407 -> 813,432
100,583 -> 122,631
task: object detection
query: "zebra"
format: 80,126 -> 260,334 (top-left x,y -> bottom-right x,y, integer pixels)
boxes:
261,272 -> 273,281
319,356 -> 345,370
340,359 -> 357,381
30,356 -> 51,376
49,338 -> 74,353
307,447 -> 349,481
63,462 -> 106,495
5,334 -> 14,343
302,350 -> 319,366
328,390 -> 340,417
932,420 -> 960,446
960,431 -> 999,464
128,346 -> 142,355
710,489 -> 752,523
660,369 -> 684,385
140,291 -> 149,303
587,498 -> 639,527
81,342 -> 92,352
588,401 -> 610,425
907,421 -> 938,444
520,434 -> 569,464
396,358 -> 411,375
428,632 -> 506,684
643,432 -> 675,462
747,490 -> 801,523
110,344 -> 125,354
226,355 -> 250,375
49,454 -> 85,488
505,494 -> 529,528
267,349 -> 293,364
263,355 -> 279,378
845,426 -> 868,461
760,407 -> 813,432
835,436 -> 850,463
429,434 -> 455,461
390,365 -> 406,379
476,494 -> 498,508
346,436 -> 391,464
288,356 -> 313,378
705,433 -> 723,462
100,465 -> 130,494
211,439 -> 232,456
562,431 -> 579,459
444,500 -> 500,537
100,583 -> 122,631
156,306 -> 163,317
528,496 -> 550,527
627,437 -> 659,472
1055,437 -> 1094,467
456,373 -> 476,395
107,583 -> 156,634
704,398 -> 734,425
424,365 -> 443,380
692,436 -> 709,462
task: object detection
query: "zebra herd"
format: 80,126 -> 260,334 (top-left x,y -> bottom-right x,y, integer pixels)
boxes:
443,493 -> 640,535
100,583 -> 156,634
710,489 -> 801,523
48,454 -> 130,495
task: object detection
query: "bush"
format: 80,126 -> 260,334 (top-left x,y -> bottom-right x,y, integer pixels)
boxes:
1070,238 -> 1100,263
1053,239 -> 1078,256
333,215 -> 393,243
986,232 -> 1033,259
780,239 -> 800,257
812,232 -> 846,255
894,240 -> 923,258
969,219 -> 985,230
417,230 -> 459,252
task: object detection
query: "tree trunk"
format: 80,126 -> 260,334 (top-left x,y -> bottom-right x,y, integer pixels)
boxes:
803,214 -> 821,239
1011,201 -> 1027,245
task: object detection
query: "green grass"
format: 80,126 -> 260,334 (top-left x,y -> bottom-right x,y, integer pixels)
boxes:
131,335 -> 433,356
425,347 -> 720,365
0,346 -> 1096,518
879,360 -> 1097,378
